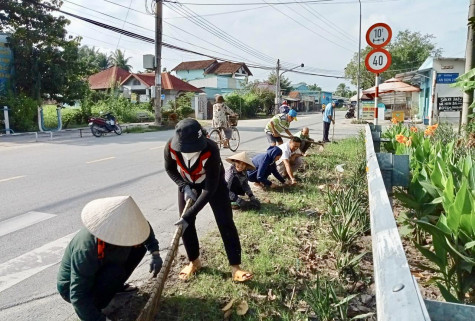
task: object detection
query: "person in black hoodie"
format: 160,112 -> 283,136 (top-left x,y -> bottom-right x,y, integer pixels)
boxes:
247,146 -> 287,188
164,119 -> 253,282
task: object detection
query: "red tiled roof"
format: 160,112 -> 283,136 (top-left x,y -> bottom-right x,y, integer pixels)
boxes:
205,61 -> 253,76
120,72 -> 202,93
88,66 -> 131,90
171,59 -> 217,72
288,91 -> 301,99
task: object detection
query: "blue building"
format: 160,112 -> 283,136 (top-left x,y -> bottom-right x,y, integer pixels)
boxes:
172,60 -> 252,99
398,57 -> 465,125
288,82 -> 332,111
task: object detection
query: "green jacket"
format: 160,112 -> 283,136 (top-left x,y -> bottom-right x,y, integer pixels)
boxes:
57,226 -> 158,321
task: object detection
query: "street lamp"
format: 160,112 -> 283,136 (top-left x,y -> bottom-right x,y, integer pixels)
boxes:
275,63 -> 304,114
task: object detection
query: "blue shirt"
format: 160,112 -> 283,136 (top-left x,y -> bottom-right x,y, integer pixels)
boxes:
323,104 -> 333,123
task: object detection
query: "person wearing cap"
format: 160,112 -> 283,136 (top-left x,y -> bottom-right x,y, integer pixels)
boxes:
57,196 -> 163,321
224,152 -> 261,210
276,137 -> 303,185
247,146 -> 286,188
279,100 -> 290,114
323,101 -> 336,143
164,118 -> 253,282
212,95 -> 238,148
264,109 -> 297,146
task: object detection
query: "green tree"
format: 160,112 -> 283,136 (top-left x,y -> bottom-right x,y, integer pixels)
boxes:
0,0 -> 88,104
308,83 -> 322,91
345,30 -> 443,89
334,83 -> 351,97
78,45 -> 111,74
111,49 -> 132,72
267,71 -> 293,94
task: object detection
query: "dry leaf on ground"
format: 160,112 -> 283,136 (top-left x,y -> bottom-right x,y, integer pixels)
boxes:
223,309 -> 232,320
267,289 -> 276,301
236,300 -> 249,316
221,299 -> 235,312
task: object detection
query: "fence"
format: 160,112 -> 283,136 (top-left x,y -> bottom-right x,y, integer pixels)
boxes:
365,124 -> 475,321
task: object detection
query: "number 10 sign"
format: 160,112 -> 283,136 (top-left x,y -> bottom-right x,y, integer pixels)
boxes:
365,23 -> 392,74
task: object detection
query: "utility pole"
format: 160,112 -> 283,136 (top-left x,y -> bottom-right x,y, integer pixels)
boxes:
462,0 -> 475,131
154,0 -> 163,126
275,59 -> 280,115
356,0 -> 362,119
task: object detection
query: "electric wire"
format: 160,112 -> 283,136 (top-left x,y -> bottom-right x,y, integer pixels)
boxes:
115,0 -> 134,50
162,0 -> 400,5
261,0 -> 354,52
274,0 -> 358,46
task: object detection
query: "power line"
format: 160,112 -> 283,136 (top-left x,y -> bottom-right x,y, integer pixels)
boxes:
261,0 -> 354,52
164,0 -> 340,5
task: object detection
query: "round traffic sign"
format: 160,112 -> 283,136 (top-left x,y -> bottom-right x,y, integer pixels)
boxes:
366,23 -> 392,48
365,48 -> 392,74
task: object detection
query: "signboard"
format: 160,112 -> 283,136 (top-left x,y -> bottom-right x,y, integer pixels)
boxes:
366,23 -> 392,48
0,34 -> 13,95
361,101 -> 385,120
436,73 -> 459,84
438,97 -> 462,111
160,94 -> 165,100
365,48 -> 392,74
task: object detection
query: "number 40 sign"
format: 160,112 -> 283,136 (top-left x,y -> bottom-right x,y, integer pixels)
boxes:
365,23 -> 392,74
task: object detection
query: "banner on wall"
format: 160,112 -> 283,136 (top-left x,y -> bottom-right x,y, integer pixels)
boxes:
0,34 -> 13,95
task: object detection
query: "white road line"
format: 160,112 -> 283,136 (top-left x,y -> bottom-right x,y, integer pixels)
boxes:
149,145 -> 165,150
0,212 -> 57,237
0,176 -> 25,183
0,232 -> 77,293
86,157 -> 115,164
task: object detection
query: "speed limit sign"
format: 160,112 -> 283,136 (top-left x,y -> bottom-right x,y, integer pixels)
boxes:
365,48 -> 391,74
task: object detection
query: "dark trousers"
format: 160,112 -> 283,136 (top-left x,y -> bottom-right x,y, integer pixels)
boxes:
60,246 -> 146,309
178,180 -> 242,265
300,140 -> 310,154
323,121 -> 331,141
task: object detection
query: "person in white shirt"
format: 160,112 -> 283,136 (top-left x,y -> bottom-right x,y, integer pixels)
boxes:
276,137 -> 303,185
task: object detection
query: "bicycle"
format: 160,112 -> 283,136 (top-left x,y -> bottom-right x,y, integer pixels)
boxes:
208,115 -> 240,152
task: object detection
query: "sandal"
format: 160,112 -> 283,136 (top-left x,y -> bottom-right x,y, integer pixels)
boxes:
178,263 -> 201,280
232,270 -> 253,282
118,283 -> 138,293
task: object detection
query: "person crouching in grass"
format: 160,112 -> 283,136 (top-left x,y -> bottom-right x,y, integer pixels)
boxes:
225,152 -> 261,210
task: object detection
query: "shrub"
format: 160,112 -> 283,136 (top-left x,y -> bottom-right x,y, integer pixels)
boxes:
0,93 -> 38,132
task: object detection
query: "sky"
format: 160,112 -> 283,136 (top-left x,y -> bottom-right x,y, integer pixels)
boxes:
58,0 -> 469,92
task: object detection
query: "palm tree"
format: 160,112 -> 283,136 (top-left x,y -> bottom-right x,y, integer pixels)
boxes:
96,52 -> 112,71
110,49 -> 132,72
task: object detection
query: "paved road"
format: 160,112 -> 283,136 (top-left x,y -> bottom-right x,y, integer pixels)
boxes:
0,111 -> 363,320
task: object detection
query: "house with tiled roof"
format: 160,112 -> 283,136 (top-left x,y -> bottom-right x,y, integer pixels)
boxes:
88,66 -> 131,91
120,72 -> 202,104
171,59 -> 253,98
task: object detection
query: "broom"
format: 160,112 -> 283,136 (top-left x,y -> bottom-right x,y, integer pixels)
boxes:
135,199 -> 193,321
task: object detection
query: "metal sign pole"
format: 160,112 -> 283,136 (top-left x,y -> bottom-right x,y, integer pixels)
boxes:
374,74 -> 380,125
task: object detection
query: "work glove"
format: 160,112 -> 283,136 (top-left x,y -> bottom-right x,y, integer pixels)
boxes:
149,251 -> 163,278
249,198 -> 261,210
174,218 -> 189,233
184,185 -> 197,202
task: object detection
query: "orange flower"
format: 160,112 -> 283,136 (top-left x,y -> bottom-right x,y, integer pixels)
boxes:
424,128 -> 434,136
395,134 -> 408,144
391,117 -> 398,124
410,127 -> 418,133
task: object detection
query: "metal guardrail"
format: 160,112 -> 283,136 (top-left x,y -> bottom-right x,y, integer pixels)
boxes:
365,124 -> 475,321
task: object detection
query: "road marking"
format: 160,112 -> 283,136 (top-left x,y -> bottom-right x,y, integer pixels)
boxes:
86,157 -> 115,164
0,232 -> 77,293
0,212 -> 56,237
0,176 -> 25,183
149,145 -> 165,150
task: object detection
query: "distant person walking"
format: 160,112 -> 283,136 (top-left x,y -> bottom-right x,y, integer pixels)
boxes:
279,100 -> 290,114
323,101 -> 335,143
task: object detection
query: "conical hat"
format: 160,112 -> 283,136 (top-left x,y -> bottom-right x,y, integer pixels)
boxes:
226,152 -> 256,170
81,196 -> 150,246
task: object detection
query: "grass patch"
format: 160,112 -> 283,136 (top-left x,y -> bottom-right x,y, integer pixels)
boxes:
153,137 -> 373,321
124,124 -> 174,133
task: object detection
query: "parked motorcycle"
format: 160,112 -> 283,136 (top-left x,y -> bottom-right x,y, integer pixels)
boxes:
88,112 -> 122,137
345,106 -> 355,119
